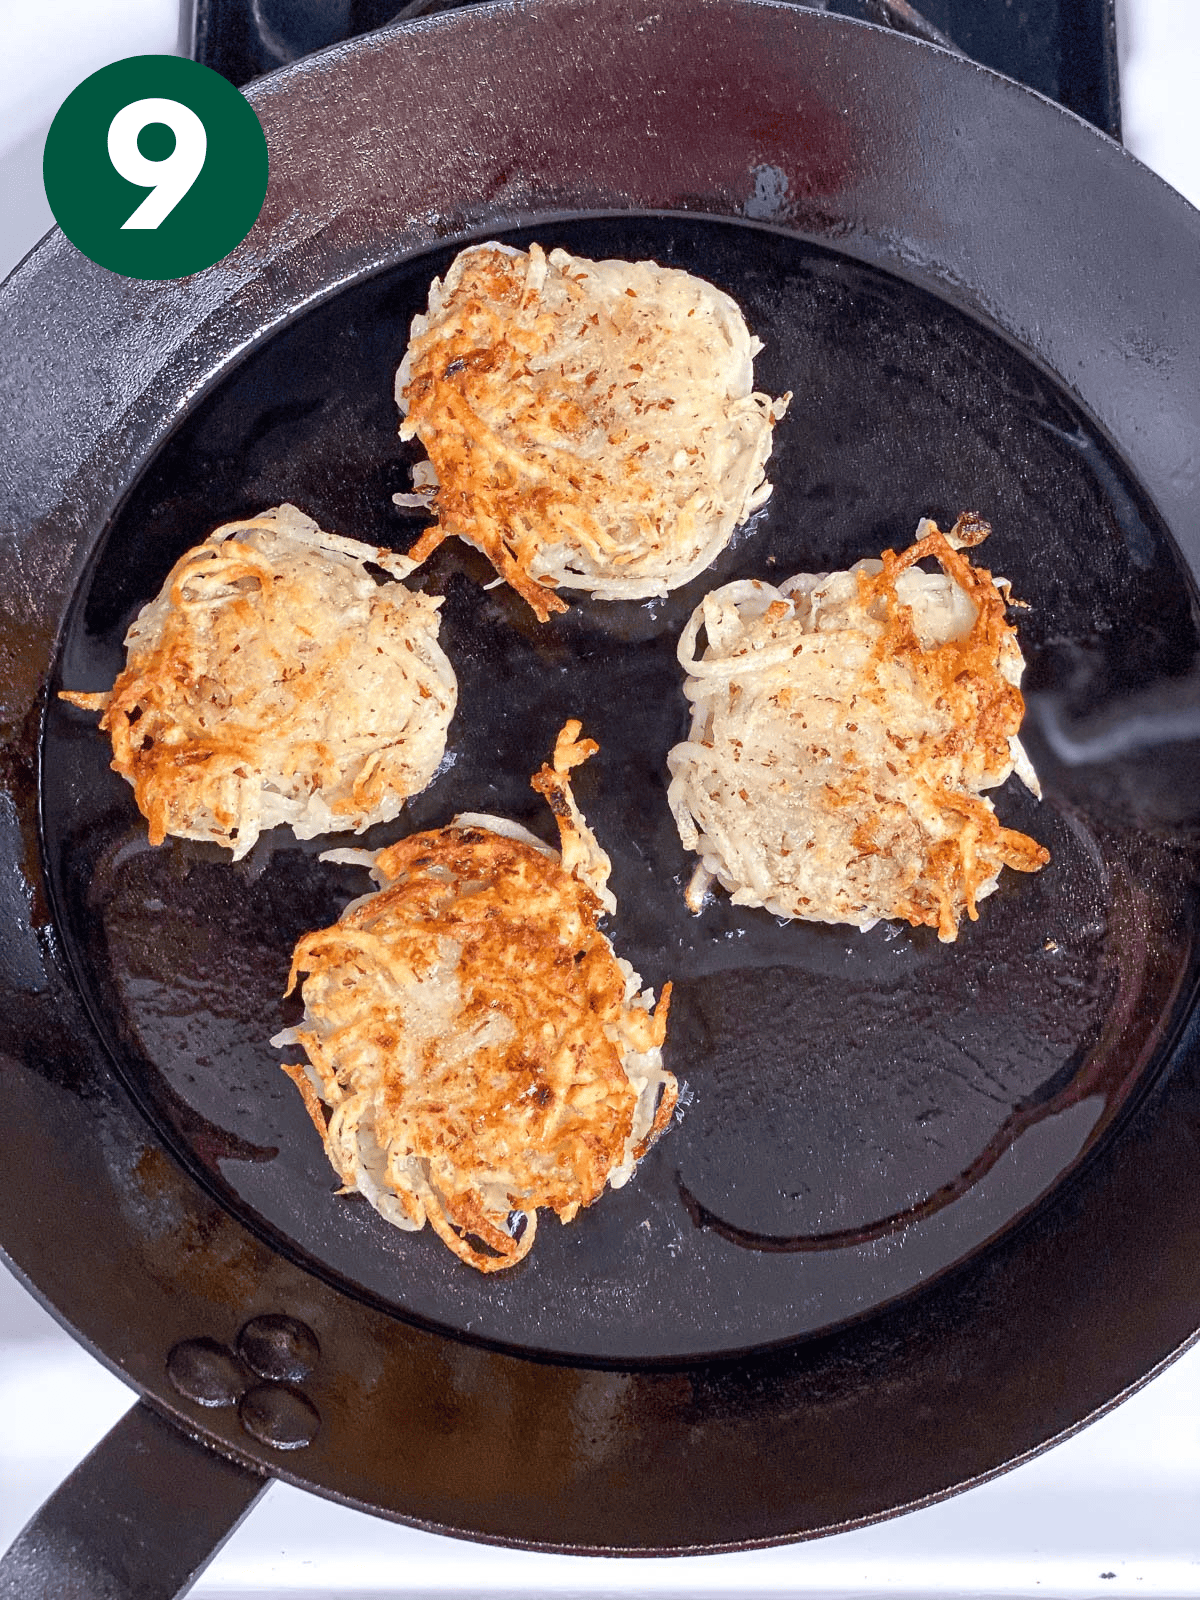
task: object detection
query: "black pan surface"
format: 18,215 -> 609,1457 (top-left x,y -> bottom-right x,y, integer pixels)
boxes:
45,214 -> 1200,1361
3,0 -> 1200,1554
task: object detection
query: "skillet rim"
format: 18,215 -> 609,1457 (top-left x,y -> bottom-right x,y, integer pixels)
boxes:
2,0 -> 1200,1551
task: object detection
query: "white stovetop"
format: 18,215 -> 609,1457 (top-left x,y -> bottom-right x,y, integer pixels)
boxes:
3,2 -> 1200,1594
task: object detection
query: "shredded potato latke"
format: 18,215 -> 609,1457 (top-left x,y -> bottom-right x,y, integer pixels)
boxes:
276,723 -> 676,1273
395,242 -> 789,620
667,516 -> 1049,941
59,504 -> 455,860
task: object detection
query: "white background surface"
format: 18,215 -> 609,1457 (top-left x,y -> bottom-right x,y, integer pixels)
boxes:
2,1 -> 1200,1594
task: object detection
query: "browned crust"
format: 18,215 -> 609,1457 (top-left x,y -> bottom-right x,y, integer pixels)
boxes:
401,249 -> 590,620
676,513 -> 1050,941
79,521 -> 290,845
399,245 -> 779,622
283,727 -> 674,1272
60,515 -> 448,850
279,1059 -> 329,1140
851,515 -> 1049,938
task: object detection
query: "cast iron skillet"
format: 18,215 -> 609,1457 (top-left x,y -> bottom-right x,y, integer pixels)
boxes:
2,1 -> 1200,1594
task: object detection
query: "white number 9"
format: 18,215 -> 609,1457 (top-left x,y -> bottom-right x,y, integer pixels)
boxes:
107,98 -> 207,230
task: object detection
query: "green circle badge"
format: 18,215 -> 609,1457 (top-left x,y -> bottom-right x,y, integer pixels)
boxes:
44,56 -> 269,280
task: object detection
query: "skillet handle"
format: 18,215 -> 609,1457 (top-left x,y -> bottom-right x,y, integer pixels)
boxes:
864,0 -> 961,54
0,1400 -> 268,1600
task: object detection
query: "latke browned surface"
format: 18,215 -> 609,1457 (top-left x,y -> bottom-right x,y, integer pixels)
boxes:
279,724 -> 675,1272
60,504 -> 456,859
395,242 -> 788,620
667,516 -> 1049,941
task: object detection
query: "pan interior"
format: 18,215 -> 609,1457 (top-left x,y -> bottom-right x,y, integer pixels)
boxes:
43,215 -> 1200,1361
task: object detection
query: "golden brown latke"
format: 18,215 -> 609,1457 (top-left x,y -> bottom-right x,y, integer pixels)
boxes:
667,516 -> 1049,941
277,723 -> 676,1273
60,504 -> 455,860
395,242 -> 788,620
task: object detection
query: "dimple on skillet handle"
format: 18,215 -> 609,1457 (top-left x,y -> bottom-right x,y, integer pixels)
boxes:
0,1400 -> 268,1600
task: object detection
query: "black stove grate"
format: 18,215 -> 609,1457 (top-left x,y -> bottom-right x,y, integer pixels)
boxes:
186,0 -> 1120,140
